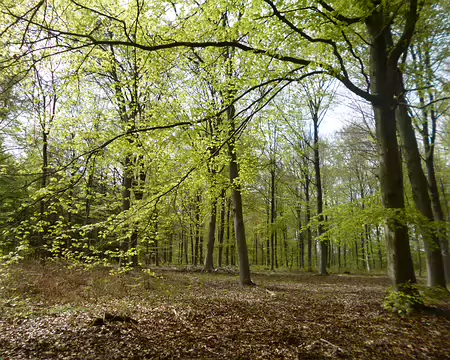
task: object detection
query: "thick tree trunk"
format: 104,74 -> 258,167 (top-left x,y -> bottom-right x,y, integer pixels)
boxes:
396,72 -> 446,287
366,11 -> 416,286
227,104 -> 253,285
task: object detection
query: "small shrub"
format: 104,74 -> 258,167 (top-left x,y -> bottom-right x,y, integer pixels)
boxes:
383,282 -> 424,316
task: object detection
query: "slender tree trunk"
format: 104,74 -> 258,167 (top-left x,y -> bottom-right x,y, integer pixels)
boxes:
194,195 -> 201,266
217,191 -> 226,267
84,159 -> 96,250
227,104 -> 253,285
312,112 -> 327,275
184,228 -> 189,265
304,169 -> 312,272
270,167 -> 276,270
37,130 -> 49,260
129,158 -> 146,267
274,231 -> 279,268
190,224 -> 195,265
266,200 -> 270,267
254,236 -> 258,265
396,71 -> 446,287
343,243 -> 347,268
179,229 -> 184,264
366,226 -> 373,272
338,241 -> 341,269
154,218 -> 159,266
225,199 -> 230,266
120,155 -> 133,266
412,46 -> 450,282
204,197 -> 218,272
360,185 -> 367,271
283,222 -> 289,267
376,226 -> 383,270
297,202 -> 304,269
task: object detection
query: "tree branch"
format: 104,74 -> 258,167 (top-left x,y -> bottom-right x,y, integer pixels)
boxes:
317,0 -> 363,24
388,0 -> 419,64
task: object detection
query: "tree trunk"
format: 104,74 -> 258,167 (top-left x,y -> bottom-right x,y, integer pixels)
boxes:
227,104 -> 253,285
129,157 -> 146,267
270,166 -> 276,271
297,200 -> 304,269
184,228 -> 189,265
303,157 -> 312,272
312,111 -> 327,275
413,47 -> 450,282
283,221 -> 289,267
396,71 -> 446,287
217,191 -> 226,267
225,199 -> 230,266
204,197 -> 218,272
194,195 -> 201,266
37,130 -> 49,260
366,10 -> 416,286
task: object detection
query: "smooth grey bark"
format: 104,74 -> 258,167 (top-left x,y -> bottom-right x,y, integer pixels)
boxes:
227,104 -> 253,285
365,8 -> 416,286
396,71 -> 446,288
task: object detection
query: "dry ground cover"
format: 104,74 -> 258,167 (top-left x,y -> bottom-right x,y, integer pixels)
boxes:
0,264 -> 449,359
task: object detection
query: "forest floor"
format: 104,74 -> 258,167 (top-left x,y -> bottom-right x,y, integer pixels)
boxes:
0,263 -> 449,359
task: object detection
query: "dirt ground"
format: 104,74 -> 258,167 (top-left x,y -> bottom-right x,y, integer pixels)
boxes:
0,264 -> 449,359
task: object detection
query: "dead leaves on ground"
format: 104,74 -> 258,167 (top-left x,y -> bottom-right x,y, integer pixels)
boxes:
0,266 -> 449,359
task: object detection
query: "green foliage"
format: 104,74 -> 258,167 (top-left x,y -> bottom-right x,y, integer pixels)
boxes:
383,282 -> 424,316
420,285 -> 450,306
